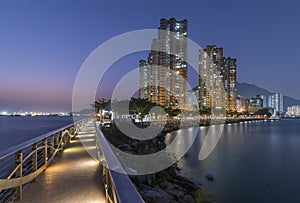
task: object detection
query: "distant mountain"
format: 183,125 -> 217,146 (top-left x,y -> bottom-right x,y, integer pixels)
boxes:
236,82 -> 271,98
192,82 -> 300,111
283,96 -> 300,110
237,82 -> 300,110
72,108 -> 94,115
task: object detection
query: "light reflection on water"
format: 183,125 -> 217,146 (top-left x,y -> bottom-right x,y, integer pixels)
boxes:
166,120 -> 300,203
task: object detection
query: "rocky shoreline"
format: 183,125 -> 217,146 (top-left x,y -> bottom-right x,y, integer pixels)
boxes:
101,120 -> 218,203
101,118 -> 265,202
132,173 -> 205,203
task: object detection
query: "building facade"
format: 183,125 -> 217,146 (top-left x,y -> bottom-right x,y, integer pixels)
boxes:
287,105 -> 300,116
259,95 -> 269,107
236,95 -> 249,112
139,59 -> 149,100
225,57 -> 237,111
249,97 -> 263,108
139,18 -> 188,109
198,45 -> 237,112
268,93 -> 283,113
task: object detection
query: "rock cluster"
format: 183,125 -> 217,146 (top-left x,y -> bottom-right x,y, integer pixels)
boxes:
101,121 -> 211,203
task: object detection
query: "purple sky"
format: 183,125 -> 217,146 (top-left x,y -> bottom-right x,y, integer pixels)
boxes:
0,0 -> 299,112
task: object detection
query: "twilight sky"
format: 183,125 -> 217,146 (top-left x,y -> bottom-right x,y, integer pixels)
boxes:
0,0 -> 299,112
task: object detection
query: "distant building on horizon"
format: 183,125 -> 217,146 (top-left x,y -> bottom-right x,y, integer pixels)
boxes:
268,93 -> 283,113
287,105 -> 300,116
139,18 -> 188,109
249,96 -> 263,108
198,45 -> 237,112
236,95 -> 249,112
259,94 -> 269,107
259,93 -> 284,114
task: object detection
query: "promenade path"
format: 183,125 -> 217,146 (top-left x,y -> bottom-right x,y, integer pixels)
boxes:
20,121 -> 105,203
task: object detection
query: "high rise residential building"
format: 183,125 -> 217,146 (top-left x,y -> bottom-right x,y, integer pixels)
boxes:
268,93 -> 283,113
258,93 -> 284,115
198,45 -> 237,112
139,60 -> 149,100
236,95 -> 249,112
139,18 -> 188,109
224,57 -> 237,111
249,96 -> 263,108
199,47 -> 224,111
287,105 -> 300,116
259,95 -> 269,107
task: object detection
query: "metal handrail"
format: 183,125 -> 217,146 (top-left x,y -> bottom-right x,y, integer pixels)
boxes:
94,122 -> 145,203
0,121 -> 84,160
0,118 -> 89,202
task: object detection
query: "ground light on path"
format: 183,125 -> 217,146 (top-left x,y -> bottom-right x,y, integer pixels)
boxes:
20,123 -> 105,203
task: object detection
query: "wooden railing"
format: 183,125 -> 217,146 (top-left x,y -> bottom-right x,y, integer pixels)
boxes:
0,118 -> 89,202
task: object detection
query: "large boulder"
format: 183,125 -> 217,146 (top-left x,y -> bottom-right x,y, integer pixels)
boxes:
181,195 -> 195,203
139,186 -> 173,203
165,189 -> 184,199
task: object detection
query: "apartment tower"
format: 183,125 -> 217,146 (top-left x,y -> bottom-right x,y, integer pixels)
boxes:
199,45 -> 237,112
139,18 -> 188,109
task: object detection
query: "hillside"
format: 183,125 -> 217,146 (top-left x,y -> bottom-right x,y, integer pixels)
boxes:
237,82 -> 300,110
236,82 -> 271,98
192,82 -> 300,111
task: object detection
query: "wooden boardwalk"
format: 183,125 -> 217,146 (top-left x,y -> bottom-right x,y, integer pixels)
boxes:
20,121 -> 105,203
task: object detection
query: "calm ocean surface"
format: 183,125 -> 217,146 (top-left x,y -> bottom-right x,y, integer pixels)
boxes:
0,116 -> 75,151
169,119 -> 300,203
1,117 -> 300,202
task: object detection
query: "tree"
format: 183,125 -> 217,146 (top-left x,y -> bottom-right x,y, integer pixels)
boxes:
129,98 -> 156,121
91,98 -> 111,121
199,107 -> 211,115
91,98 -> 111,113
165,107 -> 180,117
254,109 -> 271,118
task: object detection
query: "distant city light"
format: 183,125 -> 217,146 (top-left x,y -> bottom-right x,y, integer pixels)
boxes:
0,110 -> 73,117
0,111 -> 8,116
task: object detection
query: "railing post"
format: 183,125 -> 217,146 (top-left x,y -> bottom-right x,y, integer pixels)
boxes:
42,138 -> 48,167
32,143 -> 37,180
63,132 -> 67,149
105,168 -> 109,203
15,150 -> 23,200
50,135 -> 55,155
56,132 -> 60,148
112,183 -> 118,203
66,128 -> 71,144
60,132 -> 65,151
76,123 -> 80,134
96,138 -> 104,162
103,166 -> 109,203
